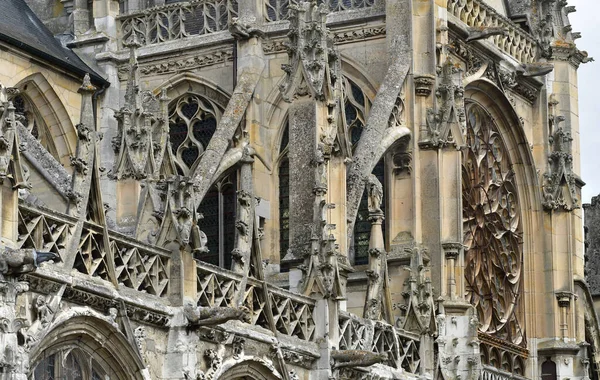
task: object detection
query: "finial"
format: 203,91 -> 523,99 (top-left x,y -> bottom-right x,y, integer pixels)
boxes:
78,73 -> 97,93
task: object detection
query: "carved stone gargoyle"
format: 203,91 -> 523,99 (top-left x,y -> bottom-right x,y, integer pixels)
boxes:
183,300 -> 251,329
517,62 -> 554,77
0,248 -> 60,279
465,26 -> 508,42
331,350 -> 389,369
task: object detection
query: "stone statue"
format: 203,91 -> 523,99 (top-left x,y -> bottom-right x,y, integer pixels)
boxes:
183,300 -> 251,328
331,350 -> 389,369
367,174 -> 383,214
0,248 -> 60,279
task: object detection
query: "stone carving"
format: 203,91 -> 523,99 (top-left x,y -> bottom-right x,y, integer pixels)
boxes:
395,247 -> 436,334
279,1 -> 338,102
462,102 -> 525,346
183,300 -> 251,328
112,38 -> 169,180
228,17 -> 265,40
331,350 -> 389,369
231,336 -> 245,359
118,50 -> 234,79
542,97 -> 580,211
0,88 -> 28,188
517,62 -> 554,77
23,284 -> 66,348
0,248 -> 60,279
367,174 -> 383,214
421,59 -> 466,149
465,26 -> 508,42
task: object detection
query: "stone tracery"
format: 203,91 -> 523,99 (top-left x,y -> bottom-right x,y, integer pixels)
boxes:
462,102 -> 525,347
168,94 -> 221,175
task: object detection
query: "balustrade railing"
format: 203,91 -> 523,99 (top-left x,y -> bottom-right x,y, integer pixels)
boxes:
481,365 -> 528,380
338,311 -> 421,374
17,204 -> 172,297
17,204 -> 75,263
196,262 -> 317,342
118,0 -> 239,47
265,0 -> 376,22
447,0 -> 537,63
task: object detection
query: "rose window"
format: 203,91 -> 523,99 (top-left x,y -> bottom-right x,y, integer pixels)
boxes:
168,94 -> 221,175
462,102 -> 525,346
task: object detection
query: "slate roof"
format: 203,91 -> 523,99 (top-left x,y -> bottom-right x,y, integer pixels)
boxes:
0,0 -> 109,86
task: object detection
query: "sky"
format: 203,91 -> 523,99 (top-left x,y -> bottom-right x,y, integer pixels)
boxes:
569,0 -> 600,204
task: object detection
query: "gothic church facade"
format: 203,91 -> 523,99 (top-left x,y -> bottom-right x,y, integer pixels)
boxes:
0,0 -> 596,379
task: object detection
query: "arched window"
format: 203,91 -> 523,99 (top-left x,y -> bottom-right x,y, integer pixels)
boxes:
196,172 -> 237,268
11,93 -> 60,161
462,102 -> 525,346
34,348 -> 109,380
168,94 -> 220,175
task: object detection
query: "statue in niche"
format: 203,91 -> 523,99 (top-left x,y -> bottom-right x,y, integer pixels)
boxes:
367,174 -> 383,214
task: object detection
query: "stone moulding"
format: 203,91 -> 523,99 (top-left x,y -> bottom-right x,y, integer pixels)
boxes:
22,273 -> 171,327
117,49 -> 234,80
262,25 -> 386,55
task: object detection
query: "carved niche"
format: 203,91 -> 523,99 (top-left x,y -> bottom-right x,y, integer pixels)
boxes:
462,102 -> 525,347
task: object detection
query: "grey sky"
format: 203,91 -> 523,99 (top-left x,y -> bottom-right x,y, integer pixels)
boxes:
569,0 -> 599,203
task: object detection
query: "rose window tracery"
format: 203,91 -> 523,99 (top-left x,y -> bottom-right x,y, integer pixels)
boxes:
168,94 -> 221,175
462,102 -> 525,346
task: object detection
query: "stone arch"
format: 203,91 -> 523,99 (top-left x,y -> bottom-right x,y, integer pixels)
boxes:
15,73 -> 76,167
463,80 -> 542,348
30,314 -> 147,380
154,72 -> 231,110
216,360 -> 282,380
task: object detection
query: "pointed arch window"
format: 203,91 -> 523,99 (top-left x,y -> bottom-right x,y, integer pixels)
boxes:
168,94 -> 221,175
195,172 -> 237,268
33,348 -> 109,380
11,93 -> 60,161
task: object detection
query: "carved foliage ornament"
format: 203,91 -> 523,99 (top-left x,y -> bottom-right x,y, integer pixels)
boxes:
462,102 -> 525,347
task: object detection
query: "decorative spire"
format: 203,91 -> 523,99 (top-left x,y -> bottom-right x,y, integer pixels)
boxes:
279,0 -> 339,102
111,38 -> 169,180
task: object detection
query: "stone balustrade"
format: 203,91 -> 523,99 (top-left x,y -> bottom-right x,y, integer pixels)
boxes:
17,204 -> 172,297
117,0 -> 239,48
481,365 -> 529,380
264,0 -> 376,22
338,311 -> 421,374
448,0 -> 537,63
196,261 -> 317,342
